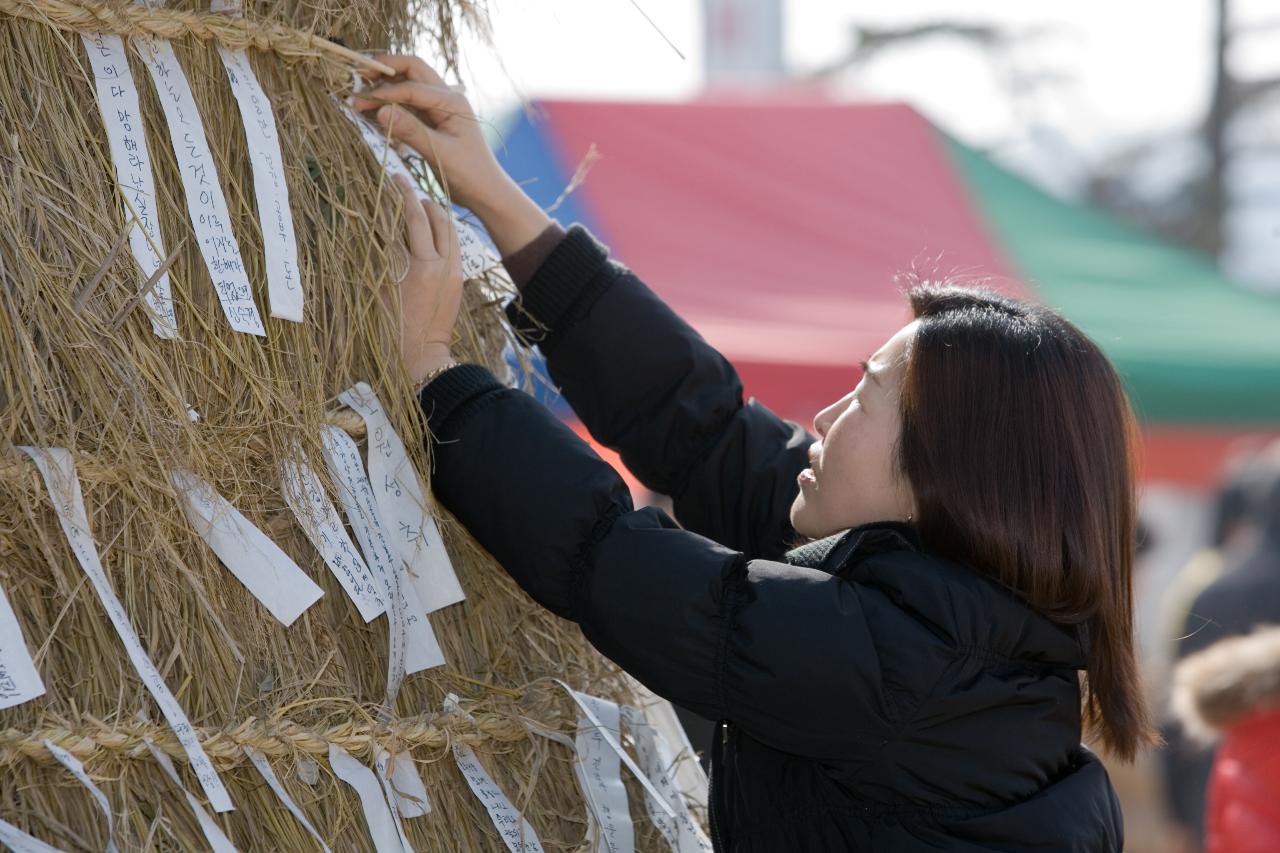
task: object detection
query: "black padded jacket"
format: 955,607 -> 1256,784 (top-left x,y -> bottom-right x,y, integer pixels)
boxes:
419,226 -> 1124,852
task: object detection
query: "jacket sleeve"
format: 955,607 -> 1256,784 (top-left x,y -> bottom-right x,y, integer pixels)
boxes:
420,365 -> 895,759
506,225 -> 812,561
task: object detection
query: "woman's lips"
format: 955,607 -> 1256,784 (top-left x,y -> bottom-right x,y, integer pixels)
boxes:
798,468 -> 817,486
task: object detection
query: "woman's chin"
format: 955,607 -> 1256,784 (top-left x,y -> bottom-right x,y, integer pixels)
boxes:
790,498 -> 822,539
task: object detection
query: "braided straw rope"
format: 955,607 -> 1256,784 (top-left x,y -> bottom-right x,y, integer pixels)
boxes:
2,710 -> 536,768
0,0 -> 395,81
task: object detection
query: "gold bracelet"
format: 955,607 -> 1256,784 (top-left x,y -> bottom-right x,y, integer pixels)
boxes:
415,359 -> 461,393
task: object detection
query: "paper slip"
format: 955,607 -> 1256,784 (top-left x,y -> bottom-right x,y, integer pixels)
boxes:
43,739 -> 119,853
337,101 -> 498,280
244,746 -> 331,853
134,36 -> 266,336
339,382 -> 464,613
0,819 -> 67,853
573,694 -> 635,853
171,469 -> 323,626
19,447 -> 232,812
619,707 -> 712,853
557,681 -> 674,820
322,427 -> 446,705
281,456 -> 385,622
217,47 -> 302,322
0,578 -> 45,710
369,748 -> 414,852
80,33 -> 178,339
444,694 -> 545,853
328,744 -> 407,853
144,737 -> 238,852
373,745 -> 432,818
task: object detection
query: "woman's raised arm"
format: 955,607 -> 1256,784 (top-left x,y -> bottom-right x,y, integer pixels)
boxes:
361,56 -> 812,560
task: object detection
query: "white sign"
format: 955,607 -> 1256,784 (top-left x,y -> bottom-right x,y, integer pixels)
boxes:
444,694 -> 545,853
217,47 -> 302,322
282,455 -> 385,622
338,101 -> 498,279
620,707 -> 712,853
0,578 -> 44,710
135,36 -> 266,336
322,426 -> 446,705
19,447 -> 232,812
339,382 -> 464,613
171,469 -> 323,626
80,32 -> 178,339
373,745 -> 433,819
573,694 -> 634,853
328,743 -> 407,853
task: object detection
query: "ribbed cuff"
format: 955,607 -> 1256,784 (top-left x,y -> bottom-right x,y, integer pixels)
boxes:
504,225 -> 613,352
418,363 -> 506,438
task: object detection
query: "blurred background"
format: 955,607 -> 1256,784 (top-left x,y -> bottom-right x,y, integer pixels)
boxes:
422,3 -> 1280,850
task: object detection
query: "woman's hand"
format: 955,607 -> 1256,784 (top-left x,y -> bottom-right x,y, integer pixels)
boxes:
353,55 -> 551,257
391,174 -> 463,386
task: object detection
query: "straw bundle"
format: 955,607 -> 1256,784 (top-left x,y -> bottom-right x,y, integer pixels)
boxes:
0,1 -> 695,849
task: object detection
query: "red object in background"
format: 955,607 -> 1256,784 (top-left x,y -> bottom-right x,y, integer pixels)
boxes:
1205,710 -> 1280,853
543,99 -> 1028,423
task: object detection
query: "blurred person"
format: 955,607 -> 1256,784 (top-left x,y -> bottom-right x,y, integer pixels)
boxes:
1179,461 -> 1280,658
357,56 -> 1157,850
1174,625 -> 1280,853
1158,457 -> 1279,849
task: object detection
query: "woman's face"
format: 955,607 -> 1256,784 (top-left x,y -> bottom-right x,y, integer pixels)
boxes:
790,320 -> 919,539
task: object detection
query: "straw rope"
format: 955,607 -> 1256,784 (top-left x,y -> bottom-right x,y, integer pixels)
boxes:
1,709 -> 537,768
0,0 -> 394,81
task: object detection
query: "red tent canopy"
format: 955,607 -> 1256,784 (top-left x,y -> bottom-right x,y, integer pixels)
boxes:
540,99 -> 1028,421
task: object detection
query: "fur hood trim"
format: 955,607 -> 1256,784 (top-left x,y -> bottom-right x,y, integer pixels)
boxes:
1173,625 -> 1280,742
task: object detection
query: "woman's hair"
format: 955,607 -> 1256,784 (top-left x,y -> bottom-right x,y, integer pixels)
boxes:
897,283 -> 1156,762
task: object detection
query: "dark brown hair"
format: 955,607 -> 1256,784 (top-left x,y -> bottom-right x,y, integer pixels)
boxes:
897,283 -> 1156,761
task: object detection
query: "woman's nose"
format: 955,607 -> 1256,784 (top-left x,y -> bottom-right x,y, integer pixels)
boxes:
813,405 -> 837,438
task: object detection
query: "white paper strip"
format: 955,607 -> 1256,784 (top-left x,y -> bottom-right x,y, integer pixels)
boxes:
338,102 -> 497,280
282,456 -> 385,622
573,695 -> 635,853
369,747 -> 414,852
243,746 -> 332,853
143,738 -> 238,852
444,694 -> 545,853
322,427 -> 447,705
321,426 -> 444,674
217,47 -> 302,322
0,578 -> 45,710
134,36 -> 266,336
524,722 -> 604,851
43,739 -> 118,853
339,382 -> 464,613
373,745 -> 432,818
619,707 -> 712,853
19,447 -> 232,813
171,469 -> 323,626
328,744 -> 406,853
0,820 -> 67,853
80,32 -> 177,339
556,682 -> 674,820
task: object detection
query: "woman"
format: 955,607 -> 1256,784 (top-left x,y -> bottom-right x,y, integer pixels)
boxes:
356,56 -> 1154,851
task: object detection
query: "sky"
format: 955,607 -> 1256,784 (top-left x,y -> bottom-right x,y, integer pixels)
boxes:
418,0 -> 1280,286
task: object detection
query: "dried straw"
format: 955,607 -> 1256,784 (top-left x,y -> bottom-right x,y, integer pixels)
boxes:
0,2 -> 679,849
